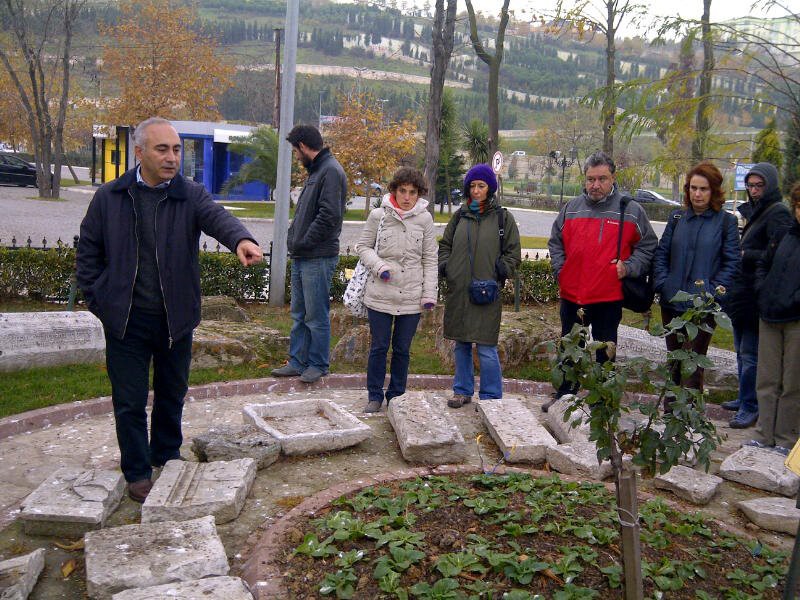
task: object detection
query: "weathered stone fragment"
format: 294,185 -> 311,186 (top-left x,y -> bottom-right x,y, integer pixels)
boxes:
546,442 -> 613,480
330,324 -> 371,365
201,296 -> 250,322
0,311 -> 104,372
0,548 -> 45,600
654,465 -> 723,505
719,446 -> 800,497
20,468 -> 125,536
84,515 -> 229,600
243,398 -> 370,455
141,459 -> 256,524
477,397 -> 557,463
191,425 -> 280,469
111,576 -> 254,600
737,497 -> 800,534
387,392 -> 466,465
542,396 -> 591,444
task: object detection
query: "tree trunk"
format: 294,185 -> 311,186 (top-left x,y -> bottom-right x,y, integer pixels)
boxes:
464,0 -> 510,159
692,0 -> 714,163
423,0 -> 457,215
603,0 -> 616,156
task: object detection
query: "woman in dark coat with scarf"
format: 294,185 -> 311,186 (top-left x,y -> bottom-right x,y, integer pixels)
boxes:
438,164 -> 521,408
653,162 -> 740,411
722,162 -> 793,429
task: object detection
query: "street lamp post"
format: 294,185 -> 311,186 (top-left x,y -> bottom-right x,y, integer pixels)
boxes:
552,146 -> 578,206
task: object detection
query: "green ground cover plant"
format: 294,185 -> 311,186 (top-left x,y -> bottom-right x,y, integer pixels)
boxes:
279,472 -> 788,599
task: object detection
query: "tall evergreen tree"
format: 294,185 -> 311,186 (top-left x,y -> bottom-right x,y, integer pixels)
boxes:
752,117 -> 782,171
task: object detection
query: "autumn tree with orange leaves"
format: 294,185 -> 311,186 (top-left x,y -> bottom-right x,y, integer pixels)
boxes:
100,0 -> 234,125
325,92 -> 419,217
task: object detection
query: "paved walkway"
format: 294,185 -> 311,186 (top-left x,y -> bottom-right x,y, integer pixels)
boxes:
0,375 -> 791,599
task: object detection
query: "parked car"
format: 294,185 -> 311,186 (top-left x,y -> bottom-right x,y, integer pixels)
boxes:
723,199 -> 746,233
633,188 -> 680,206
511,150 -> 527,157
0,152 -> 37,187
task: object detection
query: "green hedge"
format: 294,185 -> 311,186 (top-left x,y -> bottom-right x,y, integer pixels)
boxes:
0,248 -> 559,305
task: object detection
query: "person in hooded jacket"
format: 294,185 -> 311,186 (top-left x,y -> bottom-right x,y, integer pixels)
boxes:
356,168 -> 438,413
438,164 -> 522,408
722,162 -> 793,429
653,162 -> 741,411
743,182 -> 800,454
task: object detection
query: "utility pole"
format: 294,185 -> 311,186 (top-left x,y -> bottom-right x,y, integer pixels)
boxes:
273,28 -> 283,128
269,1 -> 298,306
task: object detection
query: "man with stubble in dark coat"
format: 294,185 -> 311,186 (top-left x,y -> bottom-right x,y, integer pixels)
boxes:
723,162 -> 793,429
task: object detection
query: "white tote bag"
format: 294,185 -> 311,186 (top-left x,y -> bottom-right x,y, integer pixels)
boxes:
343,213 -> 385,318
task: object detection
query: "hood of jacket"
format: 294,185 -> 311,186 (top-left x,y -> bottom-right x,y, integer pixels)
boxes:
745,162 -> 781,204
380,192 -> 430,217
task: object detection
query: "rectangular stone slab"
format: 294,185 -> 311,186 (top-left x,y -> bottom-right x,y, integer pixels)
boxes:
719,446 -> 800,497
141,458 -> 256,524
477,397 -> 556,463
20,468 -> 125,537
654,464 -> 723,505
111,576 -> 254,600
543,396 -> 591,444
84,515 -> 229,600
0,311 -> 105,372
546,441 -> 614,480
243,398 -> 370,455
387,392 -> 466,465
0,548 -> 45,600
737,497 -> 800,535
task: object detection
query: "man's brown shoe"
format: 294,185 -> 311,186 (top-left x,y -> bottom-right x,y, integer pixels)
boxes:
447,394 -> 472,408
128,478 -> 153,503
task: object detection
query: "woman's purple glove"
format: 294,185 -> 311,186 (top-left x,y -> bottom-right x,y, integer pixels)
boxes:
379,270 -> 391,281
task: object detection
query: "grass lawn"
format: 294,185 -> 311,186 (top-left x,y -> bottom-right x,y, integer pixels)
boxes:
0,300 -> 735,418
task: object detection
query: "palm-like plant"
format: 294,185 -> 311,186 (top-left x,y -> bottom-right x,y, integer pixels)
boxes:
222,126 -> 279,197
462,118 -> 489,165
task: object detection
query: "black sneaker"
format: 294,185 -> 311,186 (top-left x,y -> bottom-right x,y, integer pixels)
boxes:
720,399 -> 741,411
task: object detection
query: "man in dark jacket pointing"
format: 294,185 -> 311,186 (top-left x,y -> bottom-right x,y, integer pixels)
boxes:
76,117 -> 262,503
271,124 -> 347,384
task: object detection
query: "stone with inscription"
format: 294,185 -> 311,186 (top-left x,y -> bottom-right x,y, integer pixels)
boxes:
737,497 -> 800,535
387,392 -> 466,465
111,576 -> 254,600
19,468 -> 125,536
0,311 -> 105,372
141,459 -> 256,524
615,325 -> 737,388
542,396 -> 591,444
719,446 -> 800,497
243,399 -> 370,455
191,425 -> 280,469
477,397 -> 557,463
654,465 -> 722,505
546,442 -> 614,480
0,548 -> 45,600
84,515 -> 229,600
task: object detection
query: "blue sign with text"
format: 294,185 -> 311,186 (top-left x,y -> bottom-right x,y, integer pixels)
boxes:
734,162 -> 755,191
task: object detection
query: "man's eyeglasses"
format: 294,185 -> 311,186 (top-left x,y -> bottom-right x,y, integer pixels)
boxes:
745,182 -> 765,190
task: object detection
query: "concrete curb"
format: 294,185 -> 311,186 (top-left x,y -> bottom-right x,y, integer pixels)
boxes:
0,374 -> 728,441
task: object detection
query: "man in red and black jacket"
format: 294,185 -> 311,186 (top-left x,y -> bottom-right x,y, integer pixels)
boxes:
545,151 -> 657,407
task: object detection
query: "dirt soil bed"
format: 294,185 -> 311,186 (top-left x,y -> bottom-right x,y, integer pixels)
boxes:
276,472 -> 789,599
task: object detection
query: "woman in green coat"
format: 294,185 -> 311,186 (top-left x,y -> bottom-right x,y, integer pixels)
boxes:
438,164 -> 521,408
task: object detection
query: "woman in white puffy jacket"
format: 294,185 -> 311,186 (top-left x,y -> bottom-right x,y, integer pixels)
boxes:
355,167 -> 438,413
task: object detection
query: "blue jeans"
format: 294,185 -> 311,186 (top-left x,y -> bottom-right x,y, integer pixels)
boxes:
366,309 -> 421,403
104,308 -> 192,482
734,322 -> 759,414
289,256 -> 339,372
453,341 -> 502,399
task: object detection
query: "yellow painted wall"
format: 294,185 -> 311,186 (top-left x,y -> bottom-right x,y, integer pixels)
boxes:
102,137 -> 126,182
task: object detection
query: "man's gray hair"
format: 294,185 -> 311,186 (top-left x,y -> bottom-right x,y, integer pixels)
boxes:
133,117 -> 172,148
583,151 -> 616,175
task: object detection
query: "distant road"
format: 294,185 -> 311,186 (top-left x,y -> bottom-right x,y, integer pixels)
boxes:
0,185 -> 665,253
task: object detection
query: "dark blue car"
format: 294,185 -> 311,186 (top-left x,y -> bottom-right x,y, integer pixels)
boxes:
0,152 -> 37,187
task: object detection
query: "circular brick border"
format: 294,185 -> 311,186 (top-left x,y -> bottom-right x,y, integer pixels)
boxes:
0,374 -> 727,441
